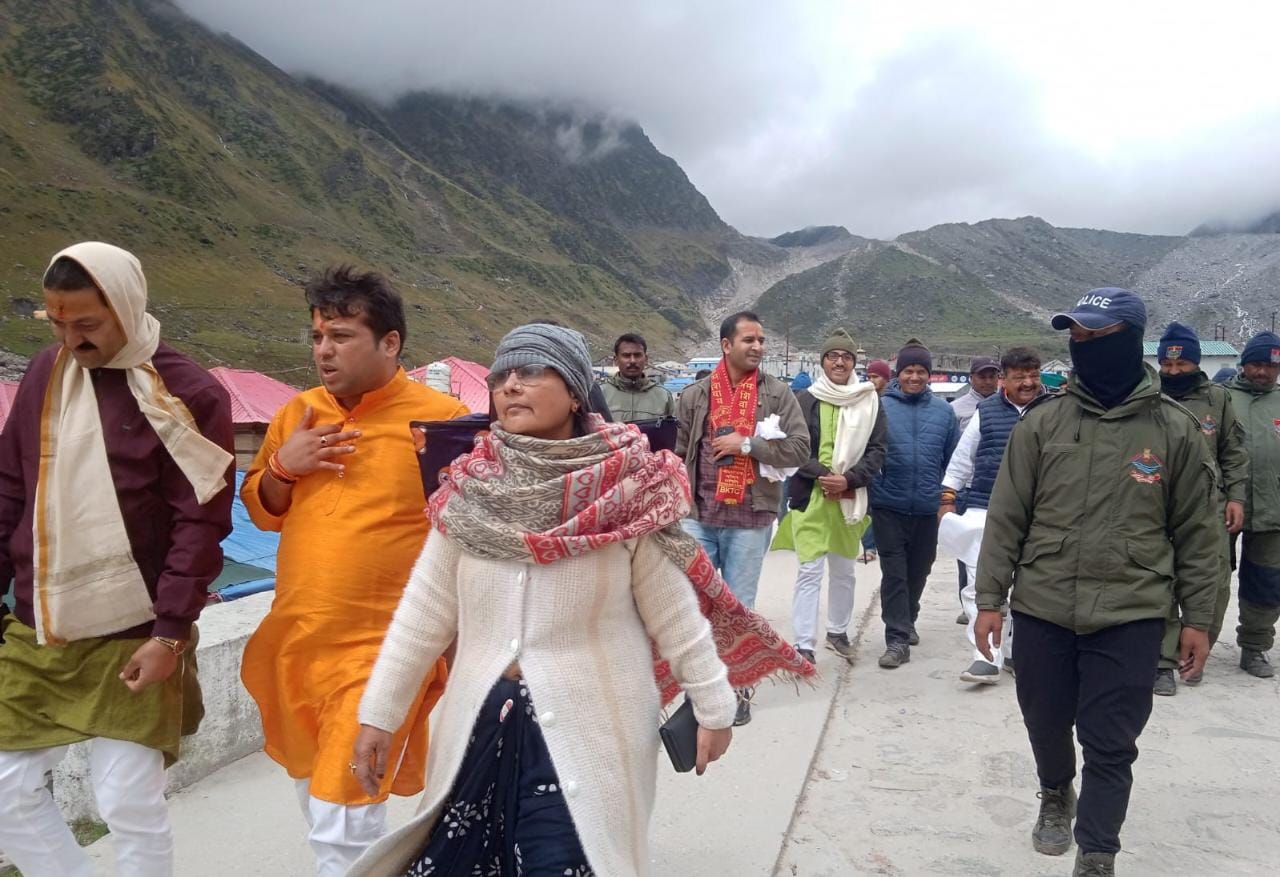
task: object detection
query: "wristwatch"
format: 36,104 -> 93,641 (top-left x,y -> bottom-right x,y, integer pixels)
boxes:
740,437 -> 753,456
152,636 -> 188,656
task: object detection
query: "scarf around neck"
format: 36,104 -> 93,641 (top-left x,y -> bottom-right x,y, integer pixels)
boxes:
428,416 -> 814,699
806,372 -> 879,523
708,359 -> 758,505
33,242 -> 232,645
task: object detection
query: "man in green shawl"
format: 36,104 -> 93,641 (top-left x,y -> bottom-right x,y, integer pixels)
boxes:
773,328 -> 887,662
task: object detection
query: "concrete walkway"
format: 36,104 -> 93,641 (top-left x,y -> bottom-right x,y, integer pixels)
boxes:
778,561 -> 1280,876
79,551 -> 1279,875
84,549 -> 881,876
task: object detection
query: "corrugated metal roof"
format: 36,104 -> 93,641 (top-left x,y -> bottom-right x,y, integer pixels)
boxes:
208,367 -> 298,425
408,356 -> 490,414
1142,341 -> 1239,356
0,381 -> 18,432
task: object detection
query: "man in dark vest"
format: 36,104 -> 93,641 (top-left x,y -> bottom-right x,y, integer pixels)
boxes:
940,347 -> 1045,685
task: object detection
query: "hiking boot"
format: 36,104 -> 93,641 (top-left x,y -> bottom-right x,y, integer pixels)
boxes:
1240,649 -> 1275,678
1153,668 -> 1177,696
878,644 -> 910,669
1032,783 -> 1076,855
1073,850 -> 1115,876
960,660 -> 1000,685
907,628 -> 920,646
733,687 -> 754,726
826,632 -> 856,661
796,647 -> 816,664
956,612 -> 969,625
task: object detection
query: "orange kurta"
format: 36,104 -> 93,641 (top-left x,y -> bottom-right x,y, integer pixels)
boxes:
240,368 -> 468,804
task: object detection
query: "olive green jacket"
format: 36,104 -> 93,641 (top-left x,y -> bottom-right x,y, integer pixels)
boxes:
599,374 -> 677,422
975,368 -> 1220,633
1164,372 -> 1249,505
1226,374 -> 1280,532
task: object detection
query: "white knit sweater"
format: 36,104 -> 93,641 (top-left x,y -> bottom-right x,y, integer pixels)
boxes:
351,531 -> 738,877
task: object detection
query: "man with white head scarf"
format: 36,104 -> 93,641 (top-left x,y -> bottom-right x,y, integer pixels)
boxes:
0,242 -> 234,876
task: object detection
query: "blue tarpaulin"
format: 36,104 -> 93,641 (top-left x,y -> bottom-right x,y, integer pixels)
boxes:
209,471 -> 280,602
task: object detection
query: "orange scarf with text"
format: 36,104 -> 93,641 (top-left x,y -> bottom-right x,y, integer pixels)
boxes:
709,359 -> 758,504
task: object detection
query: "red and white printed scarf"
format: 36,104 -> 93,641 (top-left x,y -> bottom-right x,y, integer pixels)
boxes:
428,416 -> 814,700
708,358 -> 759,505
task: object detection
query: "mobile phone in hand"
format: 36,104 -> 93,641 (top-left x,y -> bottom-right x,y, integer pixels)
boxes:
714,425 -> 738,467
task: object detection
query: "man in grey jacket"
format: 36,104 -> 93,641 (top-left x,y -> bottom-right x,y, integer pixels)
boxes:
676,311 -> 810,724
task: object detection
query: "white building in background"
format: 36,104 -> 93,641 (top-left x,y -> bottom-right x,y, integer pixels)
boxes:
1142,341 -> 1239,377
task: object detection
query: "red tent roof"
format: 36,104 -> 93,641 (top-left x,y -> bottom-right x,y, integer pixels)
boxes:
0,381 -> 18,432
208,367 -> 298,425
408,357 -> 490,414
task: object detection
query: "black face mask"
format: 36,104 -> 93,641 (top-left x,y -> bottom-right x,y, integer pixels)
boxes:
1069,324 -> 1145,409
1159,370 -> 1201,399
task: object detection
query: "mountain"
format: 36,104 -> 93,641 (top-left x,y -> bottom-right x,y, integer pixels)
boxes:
1190,209 -> 1280,237
2,1 -> 1276,375
752,215 -> 1280,356
0,0 -> 843,376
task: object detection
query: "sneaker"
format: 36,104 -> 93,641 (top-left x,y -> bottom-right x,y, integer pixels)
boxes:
907,628 -> 920,646
878,644 -> 910,669
1032,783 -> 1076,856
960,660 -> 1000,685
796,647 -> 816,664
1073,850 -> 1115,876
1005,656 -> 1016,677
733,687 -> 754,726
1183,669 -> 1203,685
825,632 -> 856,660
1153,668 -> 1177,696
1240,649 -> 1275,678
956,612 -> 969,625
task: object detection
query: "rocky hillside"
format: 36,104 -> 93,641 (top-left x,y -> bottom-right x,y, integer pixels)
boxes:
754,215 -> 1280,356
0,0 -> 841,376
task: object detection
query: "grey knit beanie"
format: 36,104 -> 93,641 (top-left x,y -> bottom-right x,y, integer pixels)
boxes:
491,323 -> 594,405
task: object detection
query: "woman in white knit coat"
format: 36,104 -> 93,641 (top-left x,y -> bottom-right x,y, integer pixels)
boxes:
348,325 -> 811,876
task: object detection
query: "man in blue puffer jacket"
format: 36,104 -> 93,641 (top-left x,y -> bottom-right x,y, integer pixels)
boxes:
869,338 -> 960,668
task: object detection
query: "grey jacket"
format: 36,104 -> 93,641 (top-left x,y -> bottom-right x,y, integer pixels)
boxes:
675,371 -> 810,519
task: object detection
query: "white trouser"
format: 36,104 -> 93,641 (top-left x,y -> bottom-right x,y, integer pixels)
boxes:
961,561 -> 1014,668
0,738 -> 172,877
791,553 -> 856,651
294,779 -> 387,877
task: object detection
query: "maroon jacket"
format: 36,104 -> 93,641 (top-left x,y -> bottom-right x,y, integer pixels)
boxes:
0,343 -> 234,640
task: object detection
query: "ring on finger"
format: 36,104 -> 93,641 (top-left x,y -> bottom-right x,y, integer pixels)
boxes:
320,436 -> 328,447
348,761 -> 358,773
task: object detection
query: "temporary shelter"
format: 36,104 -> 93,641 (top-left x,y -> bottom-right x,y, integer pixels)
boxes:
208,367 -> 298,468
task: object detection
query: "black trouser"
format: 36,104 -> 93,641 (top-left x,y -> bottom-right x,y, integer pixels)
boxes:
958,560 -> 968,606
1013,612 -> 1163,855
872,508 -> 939,646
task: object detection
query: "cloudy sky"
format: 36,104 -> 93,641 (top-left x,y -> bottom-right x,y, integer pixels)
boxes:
176,0 -> 1280,239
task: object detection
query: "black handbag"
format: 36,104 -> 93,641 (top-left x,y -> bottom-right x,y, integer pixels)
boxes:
659,698 -> 699,773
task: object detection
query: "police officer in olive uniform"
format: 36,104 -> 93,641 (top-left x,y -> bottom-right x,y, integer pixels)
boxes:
1226,329 -> 1280,678
1153,322 -> 1249,695
974,289 -> 1219,877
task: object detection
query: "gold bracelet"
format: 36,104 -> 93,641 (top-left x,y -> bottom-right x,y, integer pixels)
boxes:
152,636 -> 188,656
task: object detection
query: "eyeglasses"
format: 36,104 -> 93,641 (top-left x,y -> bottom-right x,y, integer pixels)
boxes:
823,352 -> 855,363
486,364 -> 553,392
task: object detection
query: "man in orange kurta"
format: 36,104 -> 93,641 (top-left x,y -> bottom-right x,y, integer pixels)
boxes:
240,267 -> 467,876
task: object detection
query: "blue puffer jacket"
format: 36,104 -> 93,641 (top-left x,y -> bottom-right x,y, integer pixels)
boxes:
869,383 -> 960,515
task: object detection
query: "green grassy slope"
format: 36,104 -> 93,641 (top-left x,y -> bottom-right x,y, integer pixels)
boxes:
0,0 -> 727,378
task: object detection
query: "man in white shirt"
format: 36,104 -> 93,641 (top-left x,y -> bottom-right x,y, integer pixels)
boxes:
939,348 -> 1045,684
